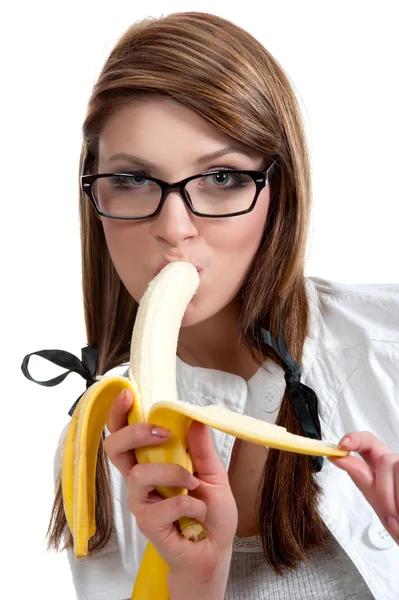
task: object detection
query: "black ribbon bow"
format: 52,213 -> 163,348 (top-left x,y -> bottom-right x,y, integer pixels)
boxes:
21,302 -> 322,472
259,298 -> 323,472
21,345 -> 98,416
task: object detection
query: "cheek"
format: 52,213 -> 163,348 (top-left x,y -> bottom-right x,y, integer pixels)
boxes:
186,190 -> 270,321
212,189 -> 269,264
102,220 -> 140,263
101,220 -> 151,301
233,212 -> 265,251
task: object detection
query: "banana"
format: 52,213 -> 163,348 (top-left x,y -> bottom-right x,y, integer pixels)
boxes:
61,261 -> 348,599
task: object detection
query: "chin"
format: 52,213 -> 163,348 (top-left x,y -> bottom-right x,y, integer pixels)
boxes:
180,298 -> 227,328
180,307 -> 202,328
179,299 -> 208,327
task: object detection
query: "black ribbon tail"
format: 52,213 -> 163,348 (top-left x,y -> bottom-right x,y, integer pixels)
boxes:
67,393 -> 85,417
21,345 -> 99,416
259,298 -> 323,473
284,379 -> 323,472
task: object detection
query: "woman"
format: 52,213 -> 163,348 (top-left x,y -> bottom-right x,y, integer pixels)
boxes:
22,11 -> 399,600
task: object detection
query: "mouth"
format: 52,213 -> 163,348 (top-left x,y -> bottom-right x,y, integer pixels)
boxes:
155,260 -> 203,277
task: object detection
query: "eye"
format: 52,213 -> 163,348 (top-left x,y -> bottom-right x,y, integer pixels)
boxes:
109,174 -> 148,188
108,170 -> 153,187
202,167 -> 235,184
201,170 -> 249,188
211,172 -> 232,186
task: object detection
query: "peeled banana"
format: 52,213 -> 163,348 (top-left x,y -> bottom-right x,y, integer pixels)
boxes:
61,261 -> 347,599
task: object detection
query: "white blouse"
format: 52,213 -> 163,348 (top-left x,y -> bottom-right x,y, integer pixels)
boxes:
54,276 -> 399,600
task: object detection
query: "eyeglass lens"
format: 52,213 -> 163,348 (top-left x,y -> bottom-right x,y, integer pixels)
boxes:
92,171 -> 257,217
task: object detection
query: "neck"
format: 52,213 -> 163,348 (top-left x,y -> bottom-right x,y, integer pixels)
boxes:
177,301 -> 262,381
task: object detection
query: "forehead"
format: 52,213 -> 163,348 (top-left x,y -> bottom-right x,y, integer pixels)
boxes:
98,96 -> 262,170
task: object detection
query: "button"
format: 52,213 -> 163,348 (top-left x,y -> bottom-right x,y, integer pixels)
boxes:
367,521 -> 395,550
260,384 -> 282,413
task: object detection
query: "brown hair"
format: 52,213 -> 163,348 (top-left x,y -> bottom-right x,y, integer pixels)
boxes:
47,11 -> 328,573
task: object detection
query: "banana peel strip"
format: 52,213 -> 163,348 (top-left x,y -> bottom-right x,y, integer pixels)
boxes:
61,375 -> 347,568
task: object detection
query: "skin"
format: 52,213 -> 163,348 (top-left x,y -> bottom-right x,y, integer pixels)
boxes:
100,97 -> 398,592
330,434 -> 399,539
105,394 -> 238,596
98,96 -> 270,376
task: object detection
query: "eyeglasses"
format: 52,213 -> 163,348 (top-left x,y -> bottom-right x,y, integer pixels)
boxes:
81,159 -> 277,220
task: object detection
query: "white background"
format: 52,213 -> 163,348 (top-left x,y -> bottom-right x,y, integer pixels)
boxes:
2,0 -> 398,597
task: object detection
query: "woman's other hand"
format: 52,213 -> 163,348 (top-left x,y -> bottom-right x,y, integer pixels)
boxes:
329,431 -> 399,544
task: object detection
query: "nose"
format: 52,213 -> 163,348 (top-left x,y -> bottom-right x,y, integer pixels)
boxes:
152,189 -> 198,246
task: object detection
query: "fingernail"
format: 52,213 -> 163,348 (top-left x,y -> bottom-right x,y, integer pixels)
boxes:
385,515 -> 399,535
188,475 -> 200,489
339,436 -> 351,449
151,426 -> 171,437
124,389 -> 133,402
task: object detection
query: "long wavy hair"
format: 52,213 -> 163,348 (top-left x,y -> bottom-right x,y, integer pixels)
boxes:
47,11 -> 329,573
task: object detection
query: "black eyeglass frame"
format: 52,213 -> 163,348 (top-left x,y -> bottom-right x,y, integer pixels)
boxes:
80,159 -> 278,220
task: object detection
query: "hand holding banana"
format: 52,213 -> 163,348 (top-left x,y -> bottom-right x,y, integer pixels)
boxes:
106,389 -> 238,593
61,262 -> 347,599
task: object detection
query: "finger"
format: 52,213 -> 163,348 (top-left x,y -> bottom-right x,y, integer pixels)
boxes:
187,420 -> 227,484
329,455 -> 374,492
127,462 -> 199,509
133,494 -> 207,547
103,423 -> 171,482
107,389 -> 133,433
374,454 -> 398,518
338,431 -> 393,470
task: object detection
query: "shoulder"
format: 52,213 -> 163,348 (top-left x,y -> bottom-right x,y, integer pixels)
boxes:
304,277 -> 399,449
305,276 -> 399,348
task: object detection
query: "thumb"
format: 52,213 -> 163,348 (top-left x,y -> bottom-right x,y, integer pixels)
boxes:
187,420 -> 227,483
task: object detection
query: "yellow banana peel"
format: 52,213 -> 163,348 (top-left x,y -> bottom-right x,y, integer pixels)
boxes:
61,262 -> 347,599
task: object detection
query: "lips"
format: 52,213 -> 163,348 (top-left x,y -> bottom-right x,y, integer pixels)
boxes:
155,260 -> 203,277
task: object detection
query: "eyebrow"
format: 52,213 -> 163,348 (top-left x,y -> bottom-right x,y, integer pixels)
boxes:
107,146 -> 255,169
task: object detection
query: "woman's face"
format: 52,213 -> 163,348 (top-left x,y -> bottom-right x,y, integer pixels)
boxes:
98,97 -> 271,327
